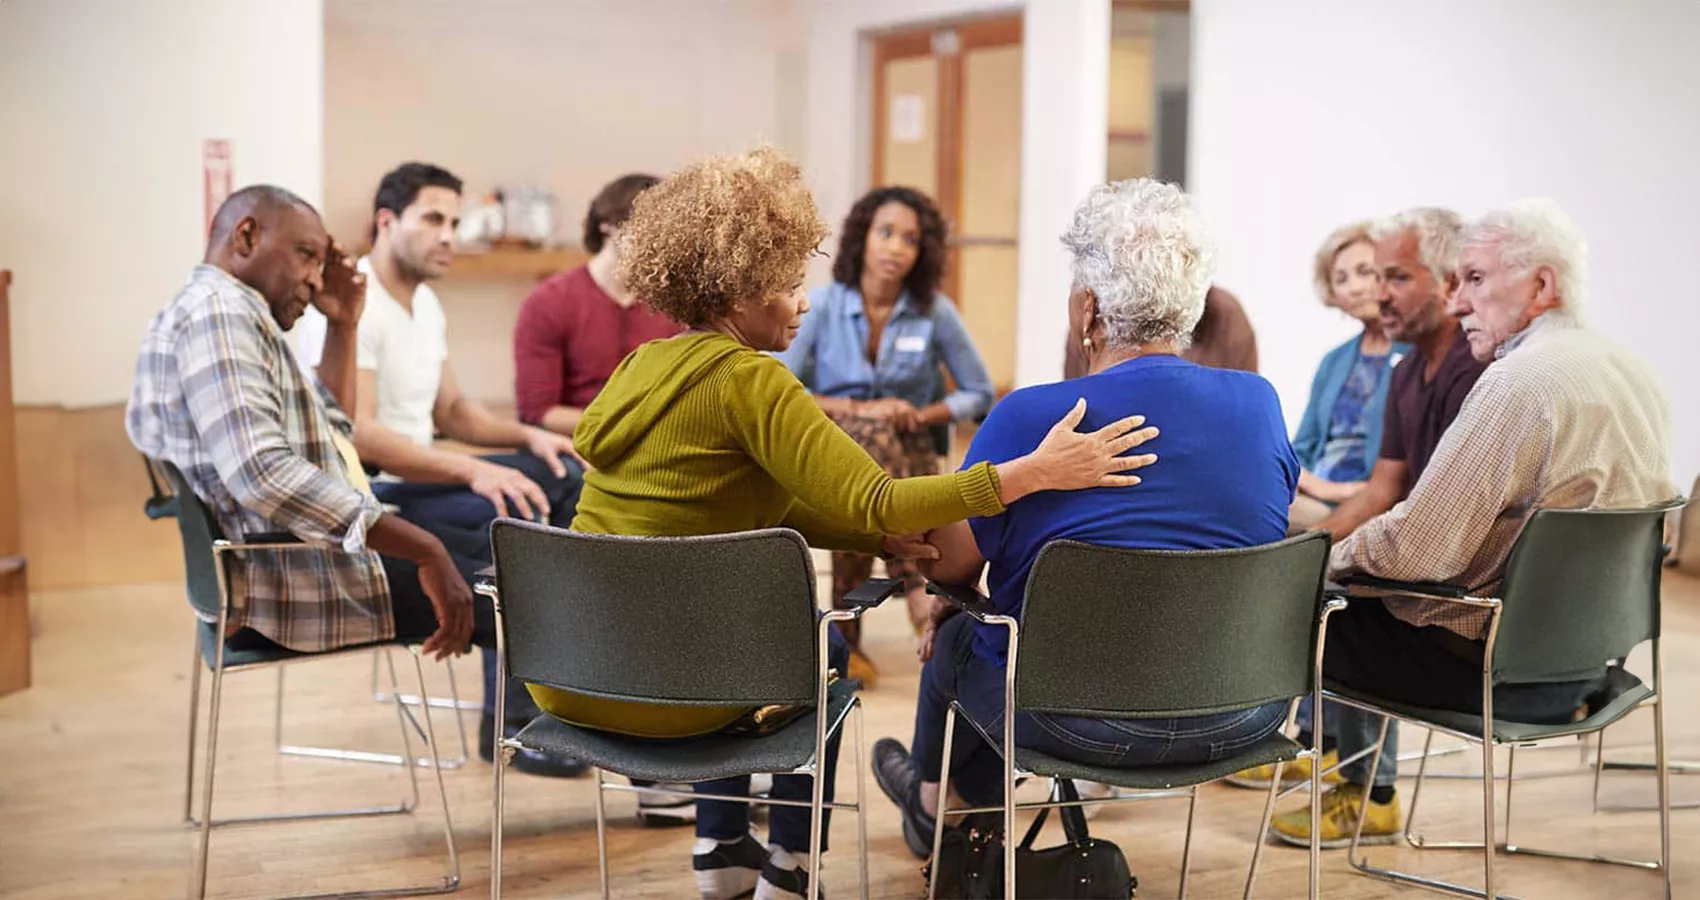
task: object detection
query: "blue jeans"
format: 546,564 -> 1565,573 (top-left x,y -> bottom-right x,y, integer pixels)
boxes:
373,452 -> 583,718
1322,599 -> 1605,788
695,625 -> 850,853
910,614 -> 1288,805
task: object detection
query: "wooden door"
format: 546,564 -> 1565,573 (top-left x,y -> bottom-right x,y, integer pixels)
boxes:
872,16 -> 1023,392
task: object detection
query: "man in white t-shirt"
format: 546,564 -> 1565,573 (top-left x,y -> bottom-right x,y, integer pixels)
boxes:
296,162 -> 584,777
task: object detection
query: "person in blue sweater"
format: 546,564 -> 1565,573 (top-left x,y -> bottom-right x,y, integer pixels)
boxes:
1288,222 -> 1407,529
867,179 -> 1300,858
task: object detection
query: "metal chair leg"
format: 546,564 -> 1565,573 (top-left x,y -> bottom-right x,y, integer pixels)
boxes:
404,647 -> 462,895
491,634 -> 510,900
275,647 -> 469,770
926,704 -> 959,900
183,629 -> 203,825
1654,643 -> 1673,900
1177,786 -> 1198,900
854,701 -> 871,900
191,646 -> 227,899
594,767 -> 610,900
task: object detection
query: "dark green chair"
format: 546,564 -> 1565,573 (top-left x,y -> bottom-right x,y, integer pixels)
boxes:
155,460 -> 459,900
1323,501 -> 1685,900
925,531 -> 1338,900
480,519 -> 896,900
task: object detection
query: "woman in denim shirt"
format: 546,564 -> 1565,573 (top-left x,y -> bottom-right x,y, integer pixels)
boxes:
1288,222 -> 1407,530
777,187 -> 994,684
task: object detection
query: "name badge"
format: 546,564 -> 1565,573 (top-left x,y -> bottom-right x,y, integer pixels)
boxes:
894,335 -> 928,353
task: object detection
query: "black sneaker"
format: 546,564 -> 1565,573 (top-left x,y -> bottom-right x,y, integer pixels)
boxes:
692,833 -> 767,899
871,738 -> 936,859
479,713 -> 589,778
755,856 -> 817,900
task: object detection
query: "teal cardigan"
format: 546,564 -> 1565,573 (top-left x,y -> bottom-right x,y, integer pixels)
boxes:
1292,334 -> 1409,478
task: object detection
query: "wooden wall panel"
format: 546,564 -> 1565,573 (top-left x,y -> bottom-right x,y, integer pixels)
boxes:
17,404 -> 184,591
0,270 -> 27,694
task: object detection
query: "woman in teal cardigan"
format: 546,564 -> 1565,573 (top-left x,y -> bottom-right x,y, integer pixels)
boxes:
1290,222 -> 1409,528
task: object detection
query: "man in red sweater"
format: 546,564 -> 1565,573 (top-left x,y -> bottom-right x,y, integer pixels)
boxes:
514,174 -> 683,435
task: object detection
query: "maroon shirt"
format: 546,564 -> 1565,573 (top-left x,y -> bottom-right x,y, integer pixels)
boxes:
1379,327 -> 1489,495
513,265 -> 683,424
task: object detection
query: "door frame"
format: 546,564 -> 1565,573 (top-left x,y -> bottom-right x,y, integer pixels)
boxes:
869,14 -> 1023,306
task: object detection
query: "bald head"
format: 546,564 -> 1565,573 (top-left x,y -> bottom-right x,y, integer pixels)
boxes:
204,184 -> 329,331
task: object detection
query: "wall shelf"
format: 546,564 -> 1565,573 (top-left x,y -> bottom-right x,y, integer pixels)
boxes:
448,245 -> 589,281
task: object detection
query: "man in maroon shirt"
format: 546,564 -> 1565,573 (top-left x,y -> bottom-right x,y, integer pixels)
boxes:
514,174 -> 682,435
1316,207 -> 1489,540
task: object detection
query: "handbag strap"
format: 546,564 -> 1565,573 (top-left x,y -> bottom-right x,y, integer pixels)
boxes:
1018,779 -> 1095,850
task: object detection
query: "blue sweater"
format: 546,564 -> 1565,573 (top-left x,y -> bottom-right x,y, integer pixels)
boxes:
962,355 -> 1299,664
1291,334 -> 1408,477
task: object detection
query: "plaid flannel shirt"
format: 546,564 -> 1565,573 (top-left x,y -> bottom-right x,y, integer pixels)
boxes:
127,265 -> 392,652
1331,312 -> 1680,639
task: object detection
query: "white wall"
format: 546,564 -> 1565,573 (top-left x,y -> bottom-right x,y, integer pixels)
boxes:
803,0 -> 1109,387
325,0 -> 806,403
0,0 -> 324,407
1192,0 -> 1700,480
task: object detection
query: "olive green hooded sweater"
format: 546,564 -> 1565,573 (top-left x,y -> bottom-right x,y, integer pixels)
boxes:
527,331 -> 1004,737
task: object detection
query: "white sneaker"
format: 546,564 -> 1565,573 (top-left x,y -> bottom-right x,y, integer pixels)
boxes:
692,834 -> 765,899
637,782 -> 697,826
754,845 -> 816,900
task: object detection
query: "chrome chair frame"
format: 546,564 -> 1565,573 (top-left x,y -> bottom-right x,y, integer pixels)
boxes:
185,536 -> 460,900
146,455 -> 472,772
259,648 -> 473,769
1325,587 -> 1673,900
926,595 -> 1342,900
480,582 -> 879,900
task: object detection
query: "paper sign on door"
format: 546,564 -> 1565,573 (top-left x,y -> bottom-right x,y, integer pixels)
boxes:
891,95 -> 925,144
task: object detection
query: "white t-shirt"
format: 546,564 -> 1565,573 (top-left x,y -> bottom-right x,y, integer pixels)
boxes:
294,257 -> 448,450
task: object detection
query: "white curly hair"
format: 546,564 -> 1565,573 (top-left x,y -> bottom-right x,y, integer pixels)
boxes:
1368,207 -> 1463,284
1060,178 -> 1215,350
1460,198 -> 1588,314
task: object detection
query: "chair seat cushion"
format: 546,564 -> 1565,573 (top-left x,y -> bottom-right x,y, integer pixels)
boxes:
512,679 -> 858,783
1014,731 -> 1304,790
1323,666 -> 1651,744
198,621 -> 396,669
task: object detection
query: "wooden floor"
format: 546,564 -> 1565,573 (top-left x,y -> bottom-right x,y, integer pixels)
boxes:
2,567 -> 1697,899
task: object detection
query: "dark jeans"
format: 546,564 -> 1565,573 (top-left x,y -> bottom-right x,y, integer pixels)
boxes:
220,546 -> 519,706
695,625 -> 850,854
1323,599 -> 1607,788
373,452 -> 584,722
371,451 -> 583,531
911,614 -> 1288,806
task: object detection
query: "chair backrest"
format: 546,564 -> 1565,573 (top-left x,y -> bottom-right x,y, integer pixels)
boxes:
489,519 -> 821,708
1674,476 -> 1700,577
1013,531 -> 1331,718
156,461 -> 227,620
1493,502 -> 1682,683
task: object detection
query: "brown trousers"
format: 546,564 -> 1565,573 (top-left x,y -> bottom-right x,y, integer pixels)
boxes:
826,410 -> 939,650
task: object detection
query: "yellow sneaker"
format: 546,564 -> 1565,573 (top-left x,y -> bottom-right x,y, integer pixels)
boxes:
1270,783 -> 1401,849
1223,750 -> 1345,789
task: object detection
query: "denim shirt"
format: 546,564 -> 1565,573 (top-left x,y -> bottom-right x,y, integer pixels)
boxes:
775,282 -> 994,422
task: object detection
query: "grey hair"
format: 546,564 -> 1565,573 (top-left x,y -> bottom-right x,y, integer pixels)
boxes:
1461,198 -> 1588,313
1060,179 -> 1215,349
1368,207 -> 1463,284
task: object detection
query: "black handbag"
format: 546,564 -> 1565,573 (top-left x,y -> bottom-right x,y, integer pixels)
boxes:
924,780 -> 1137,899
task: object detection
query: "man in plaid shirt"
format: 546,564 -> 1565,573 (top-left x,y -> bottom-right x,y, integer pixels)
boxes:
128,186 -> 579,773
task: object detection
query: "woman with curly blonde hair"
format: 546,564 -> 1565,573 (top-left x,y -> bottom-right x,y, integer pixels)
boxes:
537,147 -> 1157,899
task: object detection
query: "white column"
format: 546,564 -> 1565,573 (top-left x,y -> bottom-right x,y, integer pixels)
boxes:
1014,0 -> 1110,387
